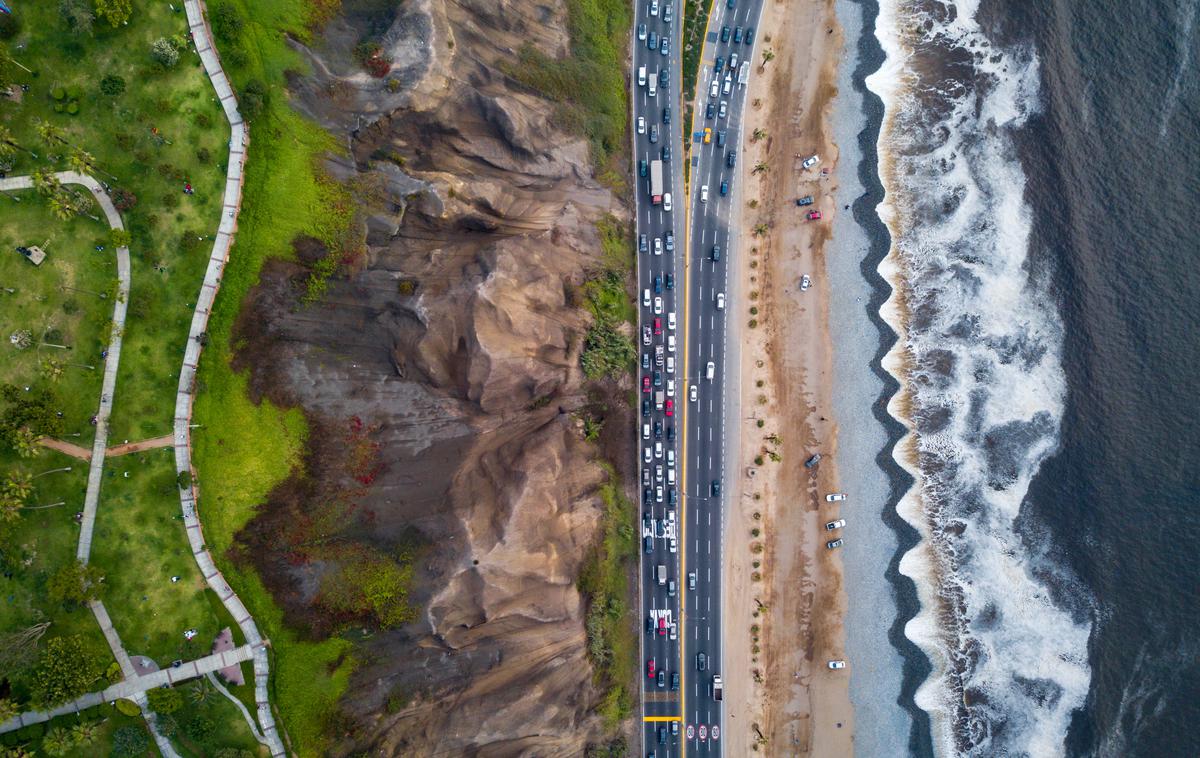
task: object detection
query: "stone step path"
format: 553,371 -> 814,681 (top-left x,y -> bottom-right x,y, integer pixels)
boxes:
38,434 -> 175,461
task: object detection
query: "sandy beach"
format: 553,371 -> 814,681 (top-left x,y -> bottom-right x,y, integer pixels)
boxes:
721,0 -> 855,754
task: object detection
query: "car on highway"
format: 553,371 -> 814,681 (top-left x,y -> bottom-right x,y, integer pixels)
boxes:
711,479 -> 721,496
655,441 -> 663,459
807,210 -> 823,221
703,127 -> 712,144
637,116 -> 645,134
729,52 -> 739,69
647,658 -> 656,678
639,233 -> 648,253
668,312 -> 676,330
717,129 -> 727,146
660,67 -> 670,88
796,195 -> 814,206
723,74 -> 732,95
656,486 -> 664,503
657,670 -> 666,688
649,124 -> 659,143
690,384 -> 698,401
734,26 -> 743,43
710,78 -> 719,98
705,361 -> 715,381
664,193 -> 672,211
642,353 -> 650,371
654,420 -> 663,438
648,30 -> 658,50
720,180 -> 728,196
642,376 -> 651,393
642,288 -> 650,307
658,726 -> 667,744
666,379 -> 675,397
826,492 -> 847,501
745,26 -> 755,43
642,421 -> 650,439
649,0 -> 659,15
716,292 -> 725,310
802,154 -> 821,169
828,660 -> 847,670
654,276 -> 663,296
639,159 -> 648,177
660,37 -> 669,56
826,538 -> 844,550
711,244 -> 720,261
672,672 -> 680,690
664,398 -> 674,416
644,534 -> 652,552
665,231 -> 675,252
664,2 -> 673,21
653,316 -> 662,334
666,425 -> 675,441
826,519 -> 847,530
718,100 -> 728,119
642,398 -> 650,416
642,325 -> 652,345
701,185 -> 709,202
653,369 -> 662,387
668,334 -> 676,352
727,149 -> 737,167
706,102 -> 715,119
726,0 -> 735,8
721,25 -> 731,43
646,615 -> 654,634
638,22 -> 647,40
801,274 -> 812,291
658,617 -> 667,636
688,571 -> 696,590
654,237 -> 662,256
715,55 -> 725,72
661,144 -> 671,161
696,652 -> 707,671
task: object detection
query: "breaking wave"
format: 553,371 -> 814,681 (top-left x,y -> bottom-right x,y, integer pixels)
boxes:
866,0 -> 1093,754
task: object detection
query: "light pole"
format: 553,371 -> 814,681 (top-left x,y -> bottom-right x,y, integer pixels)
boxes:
33,467 -> 72,478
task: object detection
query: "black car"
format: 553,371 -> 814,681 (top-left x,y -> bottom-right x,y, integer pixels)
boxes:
734,26 -> 743,43
658,726 -> 667,744
671,672 -> 680,691
659,68 -> 669,88
643,488 -> 653,506
745,26 -> 755,44
727,149 -> 737,167
711,245 -> 721,262
668,488 -> 677,506
726,0 -> 735,8
653,370 -> 662,387
642,399 -> 651,417
720,180 -> 728,196
643,535 -> 653,553
663,106 -> 671,125
662,144 -> 672,161
720,25 -> 730,42
715,55 -> 725,72
665,273 -> 674,290
711,480 -> 721,497
639,159 -> 648,177
666,424 -> 675,441
706,102 -> 715,119
796,195 -> 814,206
648,31 -> 658,50
654,275 -> 662,294
654,421 -> 663,439
717,129 -> 727,146
646,616 -> 655,634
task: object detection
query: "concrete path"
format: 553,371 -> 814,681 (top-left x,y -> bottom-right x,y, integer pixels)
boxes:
38,434 -> 174,461
177,2 -> 287,756
0,644 -> 259,734
0,170 -> 129,566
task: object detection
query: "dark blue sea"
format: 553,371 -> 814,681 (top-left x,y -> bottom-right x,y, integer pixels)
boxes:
862,0 -> 1200,754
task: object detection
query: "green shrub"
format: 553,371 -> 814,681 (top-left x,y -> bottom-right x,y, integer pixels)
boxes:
65,84 -> 81,99
99,74 -> 126,96
151,38 -> 181,68
146,686 -> 183,714
111,725 -> 149,757
114,698 -> 140,717
66,101 -> 79,115
51,86 -> 67,100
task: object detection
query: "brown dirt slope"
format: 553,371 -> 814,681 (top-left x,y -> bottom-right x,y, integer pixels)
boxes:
229,0 -> 630,754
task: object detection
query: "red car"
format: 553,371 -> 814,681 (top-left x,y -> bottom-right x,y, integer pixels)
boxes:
643,376 -> 652,393
647,658 -> 656,678
654,317 -> 663,335
658,617 -> 667,636
664,399 -> 674,417
807,210 -> 822,221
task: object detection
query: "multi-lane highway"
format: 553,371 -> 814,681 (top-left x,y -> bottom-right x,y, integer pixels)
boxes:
634,0 -> 764,755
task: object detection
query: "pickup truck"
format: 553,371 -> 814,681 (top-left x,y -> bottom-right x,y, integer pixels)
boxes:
657,565 -> 667,585
655,390 -> 665,410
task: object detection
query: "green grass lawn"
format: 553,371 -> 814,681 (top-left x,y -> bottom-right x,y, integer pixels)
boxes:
0,191 -> 116,446
163,677 -> 266,757
1,704 -> 150,757
0,1 -> 230,444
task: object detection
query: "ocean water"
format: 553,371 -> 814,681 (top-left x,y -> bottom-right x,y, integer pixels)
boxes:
857,0 -> 1200,755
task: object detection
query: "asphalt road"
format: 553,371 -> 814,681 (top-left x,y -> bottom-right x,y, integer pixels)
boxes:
634,0 -> 764,755
632,1 -> 688,755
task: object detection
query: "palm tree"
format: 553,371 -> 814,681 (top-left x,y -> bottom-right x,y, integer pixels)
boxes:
0,697 -> 17,723
752,161 -> 768,175
34,118 -> 68,148
190,676 -> 217,705
0,472 -> 32,523
41,359 -> 65,382
40,727 -> 74,757
753,223 -> 769,237
752,128 -> 767,142
67,147 -> 95,175
70,721 -> 101,747
48,191 -> 75,221
760,49 -> 775,71
31,168 -> 62,196
0,126 -> 16,162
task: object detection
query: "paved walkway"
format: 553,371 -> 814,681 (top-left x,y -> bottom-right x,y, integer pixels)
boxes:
39,434 -> 174,461
0,644 -> 259,734
177,3 -> 287,756
0,170 -> 129,566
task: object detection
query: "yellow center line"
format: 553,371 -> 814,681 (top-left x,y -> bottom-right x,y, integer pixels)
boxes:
644,715 -> 685,722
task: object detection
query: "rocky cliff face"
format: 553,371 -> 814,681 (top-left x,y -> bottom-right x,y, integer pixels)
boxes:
231,0 -> 629,754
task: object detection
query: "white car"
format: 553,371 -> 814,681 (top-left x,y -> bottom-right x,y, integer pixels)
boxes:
643,288 -> 651,307
700,185 -> 709,202
663,192 -> 673,211
668,312 -> 676,330
690,384 -> 698,401
654,296 -> 663,315
654,237 -> 663,256
669,623 -> 677,640
715,292 -> 725,310
666,379 -> 675,397
655,464 -> 664,482
644,447 -> 652,463
802,154 -> 821,169
826,519 -> 847,530
637,116 -> 646,134
666,356 -> 675,373
723,73 -> 732,95
649,0 -> 658,16
656,485 -> 664,503
638,23 -> 647,41
667,335 -> 676,352
801,274 -> 812,291
825,493 -> 847,502
667,467 -> 675,485
654,441 -> 663,459
643,423 -> 650,440
669,537 -> 677,553
666,449 -> 675,466
709,79 -> 719,99
828,660 -> 847,670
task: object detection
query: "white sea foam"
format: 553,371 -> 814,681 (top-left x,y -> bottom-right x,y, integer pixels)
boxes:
867,0 -> 1094,754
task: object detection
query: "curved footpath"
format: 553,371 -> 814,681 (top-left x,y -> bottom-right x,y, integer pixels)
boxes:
174,2 -> 288,756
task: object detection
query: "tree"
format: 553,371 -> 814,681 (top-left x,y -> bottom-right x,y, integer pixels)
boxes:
59,0 -> 95,35
0,385 -> 65,453
147,686 -> 183,714
0,622 -> 50,674
0,471 -> 32,523
189,676 -> 216,705
69,721 -> 100,748
110,725 -> 149,758
752,127 -> 767,142
753,223 -> 769,237
48,191 -> 76,221
108,227 -> 131,248
93,0 -> 133,28
239,79 -> 268,120
47,560 -> 106,606
760,48 -> 775,71
99,73 -> 125,96
0,698 -> 17,723
753,161 -> 768,175
31,168 -> 62,196
41,727 -> 74,757
110,186 -> 137,211
30,635 -> 103,706
0,125 -> 16,162
34,119 -> 68,148
151,37 -> 180,68
67,146 -> 94,174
